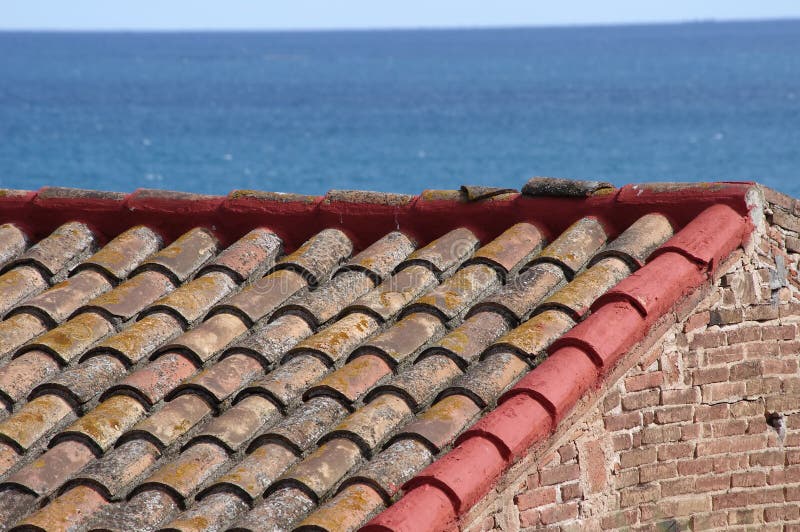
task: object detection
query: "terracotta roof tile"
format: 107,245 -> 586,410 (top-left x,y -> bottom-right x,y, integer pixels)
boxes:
0,180 -> 753,530
0,224 -> 27,270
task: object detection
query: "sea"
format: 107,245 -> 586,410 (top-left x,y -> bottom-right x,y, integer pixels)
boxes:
0,20 -> 799,196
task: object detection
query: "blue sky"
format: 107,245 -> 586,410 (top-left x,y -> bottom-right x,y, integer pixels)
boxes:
1,0 -> 799,30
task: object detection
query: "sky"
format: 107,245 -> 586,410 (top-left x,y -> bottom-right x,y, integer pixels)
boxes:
1,0 -> 799,31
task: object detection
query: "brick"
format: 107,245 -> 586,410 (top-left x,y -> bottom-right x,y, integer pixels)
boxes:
680,424 -> 701,441
619,483 -> 659,507
655,405 -> 693,424
772,208 -> 800,232
701,381 -> 746,403
762,324 -> 796,341
713,487 -> 783,509
602,390 -> 620,413
708,419 -> 748,437
604,412 -> 641,431
625,371 -> 663,393
639,462 -> 678,483
677,457 -> 712,476
727,508 -> 758,525
745,376 -> 782,395
689,330 -> 726,349
704,344 -> 745,365
660,477 -> 696,496
726,326 -> 762,345
762,358 -> 798,374
729,360 -> 760,380
515,487 -> 557,511
749,450 -> 785,467
660,387 -> 700,405
612,433 -> 631,451
539,463 -> 580,486
660,495 -> 712,516
519,508 -> 540,528
695,473 -> 730,492
657,442 -> 694,461
744,304 -> 780,322
539,501 -> 578,525
764,504 -> 800,522
747,341 -> 780,358
788,485 -> 800,501
767,465 -> 800,484
731,471 -> 766,487
557,444 -> 577,463
615,468 -> 639,489
730,399 -> 764,418
712,454 -> 749,473
580,439 -> 607,495
767,394 -> 799,412
696,439 -> 731,456
641,425 -> 681,445
692,366 -> 729,385
600,509 -> 637,530
560,482 -> 582,501
684,311 -> 710,333
621,389 -> 660,411
692,511 -> 728,530
710,307 -> 743,325
694,403 -> 729,421
619,447 -> 657,469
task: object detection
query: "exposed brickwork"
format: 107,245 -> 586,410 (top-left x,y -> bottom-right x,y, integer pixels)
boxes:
466,188 -> 800,531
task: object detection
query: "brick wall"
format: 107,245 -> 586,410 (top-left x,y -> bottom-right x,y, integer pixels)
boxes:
465,188 -> 800,531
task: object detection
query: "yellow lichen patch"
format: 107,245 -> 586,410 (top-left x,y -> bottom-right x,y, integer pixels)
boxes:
0,394 -> 72,449
66,395 -> 145,451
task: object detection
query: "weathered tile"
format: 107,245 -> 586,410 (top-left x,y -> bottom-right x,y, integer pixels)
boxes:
161,312 -> 248,364
16,484 -> 107,532
406,263 -> 500,323
307,354 -> 392,404
399,227 -> 479,276
0,266 -> 49,317
339,231 -> 416,280
0,223 -> 27,269
441,351 -> 529,408
326,394 -> 413,453
8,221 -> 96,281
280,438 -> 362,499
85,312 -> 183,365
59,394 -> 147,452
162,491 -> 249,532
528,216 -> 607,278
4,440 -> 94,496
74,225 -> 163,282
86,488 -> 179,532
394,394 -> 481,451
297,483 -> 385,532
143,271 -> 236,326
540,256 -> 631,320
110,352 -> 197,406
274,269 -> 375,328
192,394 -> 280,452
285,312 -> 380,366
419,310 -> 510,367
24,311 -> 115,365
138,442 -> 228,500
590,213 -> 674,268
466,222 -> 544,278
273,228 -> 353,287
208,441 -> 297,501
522,176 -> 613,197
230,486 -> 314,531
254,396 -> 347,454
197,228 -> 282,282
37,354 -> 126,405
366,354 -> 461,411
353,312 -> 445,368
0,488 -> 38,528
473,262 -> 565,323
344,265 -> 437,322
177,353 -> 264,403
135,227 -> 218,283
0,350 -> 61,407
225,314 -> 313,367
242,354 -> 329,409
212,269 -> 308,327
0,313 -> 47,360
348,438 -> 434,497
0,394 -> 73,451
127,393 -> 212,449
67,439 -> 160,498
491,309 -> 576,362
80,270 -> 175,322
11,269 -> 112,326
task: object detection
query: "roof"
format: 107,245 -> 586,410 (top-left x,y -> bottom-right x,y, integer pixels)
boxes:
0,179 -> 753,531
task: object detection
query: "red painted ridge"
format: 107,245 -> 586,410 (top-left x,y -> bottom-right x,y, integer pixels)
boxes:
361,203 -> 751,532
0,183 -> 752,252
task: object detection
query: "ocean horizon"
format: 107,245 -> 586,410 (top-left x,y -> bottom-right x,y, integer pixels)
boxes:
1,19 -> 798,195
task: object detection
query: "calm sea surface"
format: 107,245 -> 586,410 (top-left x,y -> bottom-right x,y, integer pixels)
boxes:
0,21 -> 799,196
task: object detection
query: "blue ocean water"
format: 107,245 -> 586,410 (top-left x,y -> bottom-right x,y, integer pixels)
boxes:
0,21 -> 799,196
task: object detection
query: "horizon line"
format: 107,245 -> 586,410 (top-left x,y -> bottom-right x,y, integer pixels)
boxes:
1,15 -> 798,33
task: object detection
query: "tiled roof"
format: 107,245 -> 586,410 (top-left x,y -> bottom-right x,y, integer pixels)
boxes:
0,179 -> 753,531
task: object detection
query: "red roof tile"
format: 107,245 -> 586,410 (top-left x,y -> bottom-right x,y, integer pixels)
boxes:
0,179 -> 754,531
